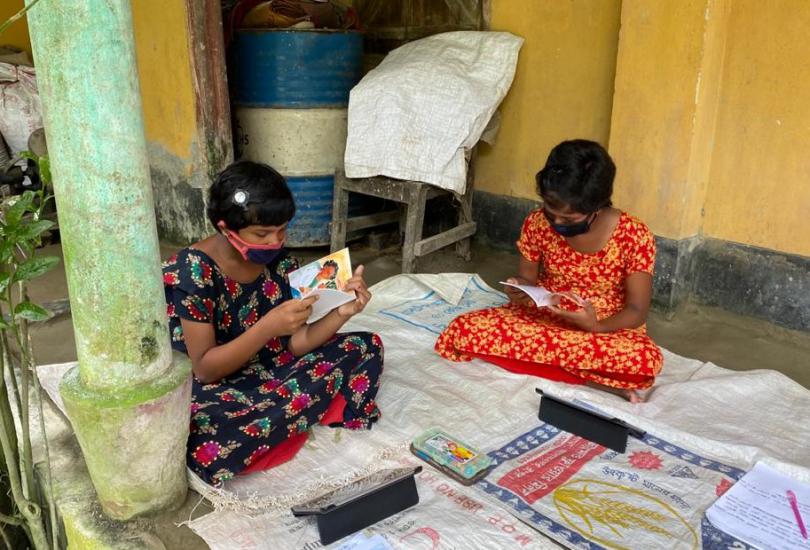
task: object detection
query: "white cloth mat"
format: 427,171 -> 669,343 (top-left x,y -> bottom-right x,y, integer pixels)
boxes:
37,274 -> 810,549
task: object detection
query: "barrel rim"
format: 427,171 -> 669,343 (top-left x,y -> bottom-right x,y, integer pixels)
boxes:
234,28 -> 364,36
233,102 -> 351,109
234,106 -> 349,113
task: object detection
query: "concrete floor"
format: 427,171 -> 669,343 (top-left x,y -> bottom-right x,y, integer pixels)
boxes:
26,239 -> 810,548
30,240 -> 810,388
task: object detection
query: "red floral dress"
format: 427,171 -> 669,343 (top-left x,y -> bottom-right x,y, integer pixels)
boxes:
435,210 -> 663,389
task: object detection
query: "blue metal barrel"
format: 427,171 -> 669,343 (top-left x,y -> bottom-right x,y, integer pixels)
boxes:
284,176 -> 334,245
232,29 -> 365,247
283,175 -> 376,244
232,30 -> 363,108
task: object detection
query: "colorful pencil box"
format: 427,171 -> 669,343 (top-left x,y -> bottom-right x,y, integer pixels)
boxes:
410,427 -> 494,485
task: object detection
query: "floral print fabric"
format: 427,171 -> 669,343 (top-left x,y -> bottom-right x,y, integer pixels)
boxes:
164,249 -> 383,485
435,210 -> 663,389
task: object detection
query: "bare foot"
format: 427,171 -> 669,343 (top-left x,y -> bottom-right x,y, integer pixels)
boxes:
586,382 -> 648,403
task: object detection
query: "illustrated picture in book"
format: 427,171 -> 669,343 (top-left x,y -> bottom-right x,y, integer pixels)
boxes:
288,248 -> 356,322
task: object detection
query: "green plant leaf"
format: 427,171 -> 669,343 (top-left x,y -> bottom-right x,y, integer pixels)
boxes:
38,157 -> 52,186
14,302 -> 51,322
18,239 -> 34,259
0,272 -> 9,294
19,219 -> 55,241
4,191 -> 35,228
0,317 -> 10,330
16,152 -> 51,187
12,255 -> 59,282
0,240 -> 12,264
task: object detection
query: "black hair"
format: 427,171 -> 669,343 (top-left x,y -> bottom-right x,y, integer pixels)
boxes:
207,161 -> 295,231
322,260 -> 339,270
535,139 -> 615,214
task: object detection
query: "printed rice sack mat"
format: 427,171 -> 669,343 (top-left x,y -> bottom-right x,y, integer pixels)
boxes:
476,421 -> 747,550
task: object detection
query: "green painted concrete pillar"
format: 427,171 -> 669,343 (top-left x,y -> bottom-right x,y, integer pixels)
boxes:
25,0 -> 192,520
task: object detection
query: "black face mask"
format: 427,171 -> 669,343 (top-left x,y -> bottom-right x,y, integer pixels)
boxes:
547,212 -> 597,237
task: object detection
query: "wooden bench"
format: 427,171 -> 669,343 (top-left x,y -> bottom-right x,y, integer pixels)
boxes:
330,163 -> 477,273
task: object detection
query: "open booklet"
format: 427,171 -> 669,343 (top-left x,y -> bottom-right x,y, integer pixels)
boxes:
499,281 -> 584,308
289,248 -> 356,323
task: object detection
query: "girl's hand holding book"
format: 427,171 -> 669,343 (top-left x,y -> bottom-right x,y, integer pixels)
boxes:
503,277 -> 534,306
267,295 -> 319,335
549,292 -> 599,332
337,265 -> 372,318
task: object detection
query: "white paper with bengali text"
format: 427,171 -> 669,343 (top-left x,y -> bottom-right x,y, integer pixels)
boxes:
706,462 -> 810,550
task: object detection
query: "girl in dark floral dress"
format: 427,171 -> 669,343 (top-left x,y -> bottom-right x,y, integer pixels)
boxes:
163,162 -> 383,486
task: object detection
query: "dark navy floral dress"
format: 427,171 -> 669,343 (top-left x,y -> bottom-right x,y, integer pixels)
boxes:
163,248 -> 383,486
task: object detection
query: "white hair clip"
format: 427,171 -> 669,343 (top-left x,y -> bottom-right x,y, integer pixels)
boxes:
232,189 -> 250,207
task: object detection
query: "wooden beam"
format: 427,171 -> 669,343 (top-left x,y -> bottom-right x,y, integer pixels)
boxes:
345,210 -> 400,232
339,174 -> 445,202
187,0 -> 232,179
414,222 -> 477,257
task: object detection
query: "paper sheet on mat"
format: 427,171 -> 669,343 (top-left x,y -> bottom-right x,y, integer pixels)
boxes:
37,274 -> 810,549
706,462 -> 810,550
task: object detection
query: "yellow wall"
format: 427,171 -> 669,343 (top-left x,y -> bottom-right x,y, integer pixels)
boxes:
0,0 -> 32,54
610,0 -> 810,257
702,1 -> 810,256
1,0 -> 196,164
609,0 -> 720,240
475,1 -> 621,199
131,0 -> 197,163
10,0 -> 810,256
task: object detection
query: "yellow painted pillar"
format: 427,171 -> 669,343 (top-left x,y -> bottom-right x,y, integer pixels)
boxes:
609,0 -> 730,308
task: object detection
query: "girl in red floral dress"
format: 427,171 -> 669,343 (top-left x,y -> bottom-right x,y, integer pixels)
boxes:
435,140 -> 662,402
164,162 -> 383,485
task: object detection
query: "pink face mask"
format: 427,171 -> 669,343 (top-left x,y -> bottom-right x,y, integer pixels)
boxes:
217,221 -> 284,264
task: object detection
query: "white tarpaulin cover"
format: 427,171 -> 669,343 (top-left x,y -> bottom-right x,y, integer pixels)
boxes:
38,274 -> 810,549
344,32 -> 523,194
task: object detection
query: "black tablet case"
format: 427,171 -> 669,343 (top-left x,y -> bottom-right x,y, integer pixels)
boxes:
537,389 -> 644,453
292,466 -> 421,545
